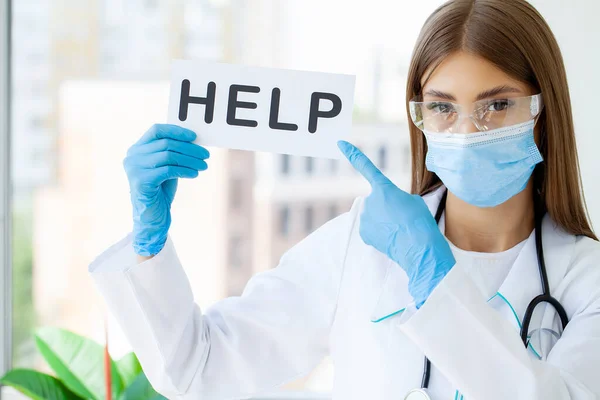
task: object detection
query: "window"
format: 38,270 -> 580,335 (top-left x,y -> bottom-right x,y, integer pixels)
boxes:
328,204 -> 338,220
5,0 -> 454,397
305,206 -> 314,233
279,206 -> 290,236
403,144 -> 411,167
305,157 -> 314,174
145,0 -> 159,11
31,148 -> 49,163
281,154 -> 290,175
26,52 -> 46,64
30,116 -> 44,129
329,158 -> 338,174
30,81 -> 46,96
378,145 -> 387,171
228,236 -> 243,268
230,177 -> 242,210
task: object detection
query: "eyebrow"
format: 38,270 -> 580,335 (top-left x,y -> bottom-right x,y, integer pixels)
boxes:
423,85 -> 523,101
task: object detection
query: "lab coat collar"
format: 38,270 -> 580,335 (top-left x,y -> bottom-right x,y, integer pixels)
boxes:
370,185 -> 576,326
493,212 -> 575,332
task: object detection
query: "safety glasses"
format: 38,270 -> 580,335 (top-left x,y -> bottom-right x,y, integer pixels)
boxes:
409,93 -> 543,134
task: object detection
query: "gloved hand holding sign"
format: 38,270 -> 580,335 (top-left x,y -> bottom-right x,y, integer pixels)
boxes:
337,140 -> 456,308
124,124 -> 210,257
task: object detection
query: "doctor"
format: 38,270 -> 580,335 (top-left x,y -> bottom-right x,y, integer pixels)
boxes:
90,0 -> 600,399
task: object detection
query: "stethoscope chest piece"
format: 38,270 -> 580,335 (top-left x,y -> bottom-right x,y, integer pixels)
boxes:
404,388 -> 431,400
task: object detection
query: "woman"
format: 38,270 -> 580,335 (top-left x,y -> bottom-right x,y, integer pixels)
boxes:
89,0 -> 600,399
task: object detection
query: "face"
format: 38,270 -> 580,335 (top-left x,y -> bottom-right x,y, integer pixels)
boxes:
420,51 -> 537,134
418,51 -> 543,209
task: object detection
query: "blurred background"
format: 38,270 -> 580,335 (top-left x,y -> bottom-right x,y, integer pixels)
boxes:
6,0 -> 600,398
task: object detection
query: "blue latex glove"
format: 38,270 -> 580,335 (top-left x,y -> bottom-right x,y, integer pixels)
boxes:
338,140 -> 456,308
123,124 -> 210,256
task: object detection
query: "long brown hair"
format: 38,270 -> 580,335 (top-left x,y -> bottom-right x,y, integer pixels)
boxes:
406,0 -> 597,240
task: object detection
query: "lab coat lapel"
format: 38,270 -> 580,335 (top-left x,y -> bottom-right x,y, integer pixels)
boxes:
369,184 -> 576,327
370,186 -> 446,323
492,215 -> 575,333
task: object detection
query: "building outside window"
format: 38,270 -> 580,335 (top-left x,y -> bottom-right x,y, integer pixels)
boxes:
281,153 -> 290,175
305,156 -> 314,174
279,205 -> 290,237
403,144 -> 411,168
329,204 -> 338,221
145,0 -> 159,11
230,177 -> 243,210
329,158 -> 338,175
305,205 -> 314,233
378,145 -> 387,171
228,236 -> 243,268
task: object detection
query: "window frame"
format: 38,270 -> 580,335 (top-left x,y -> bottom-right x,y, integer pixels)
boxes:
0,0 -> 12,390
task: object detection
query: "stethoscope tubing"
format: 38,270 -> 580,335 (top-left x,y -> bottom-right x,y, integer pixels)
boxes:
418,189 -> 569,391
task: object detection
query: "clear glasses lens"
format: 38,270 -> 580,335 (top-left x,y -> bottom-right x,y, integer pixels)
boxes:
409,94 -> 543,133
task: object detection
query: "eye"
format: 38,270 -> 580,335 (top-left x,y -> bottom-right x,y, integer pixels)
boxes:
486,99 -> 514,112
427,102 -> 455,114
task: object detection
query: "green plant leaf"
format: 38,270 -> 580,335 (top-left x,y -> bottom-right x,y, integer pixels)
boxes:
34,327 -> 124,400
0,369 -> 85,400
119,372 -> 165,400
116,352 -> 142,388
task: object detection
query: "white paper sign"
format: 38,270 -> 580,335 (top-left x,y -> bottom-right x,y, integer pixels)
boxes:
167,60 -> 356,159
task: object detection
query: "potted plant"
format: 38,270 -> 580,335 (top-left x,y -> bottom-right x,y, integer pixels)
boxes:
0,327 -> 165,400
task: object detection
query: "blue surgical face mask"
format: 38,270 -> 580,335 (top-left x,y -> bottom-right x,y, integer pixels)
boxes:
423,120 -> 542,208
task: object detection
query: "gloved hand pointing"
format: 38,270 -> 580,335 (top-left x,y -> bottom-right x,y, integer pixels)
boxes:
338,140 -> 455,308
123,124 -> 210,256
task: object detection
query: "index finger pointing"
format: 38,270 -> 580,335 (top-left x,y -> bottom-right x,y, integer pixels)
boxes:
337,140 -> 390,186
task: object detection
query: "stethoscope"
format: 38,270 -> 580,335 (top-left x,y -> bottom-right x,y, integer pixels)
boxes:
404,190 -> 570,400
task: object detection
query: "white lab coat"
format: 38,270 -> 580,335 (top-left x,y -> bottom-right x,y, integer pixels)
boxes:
89,187 -> 600,400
